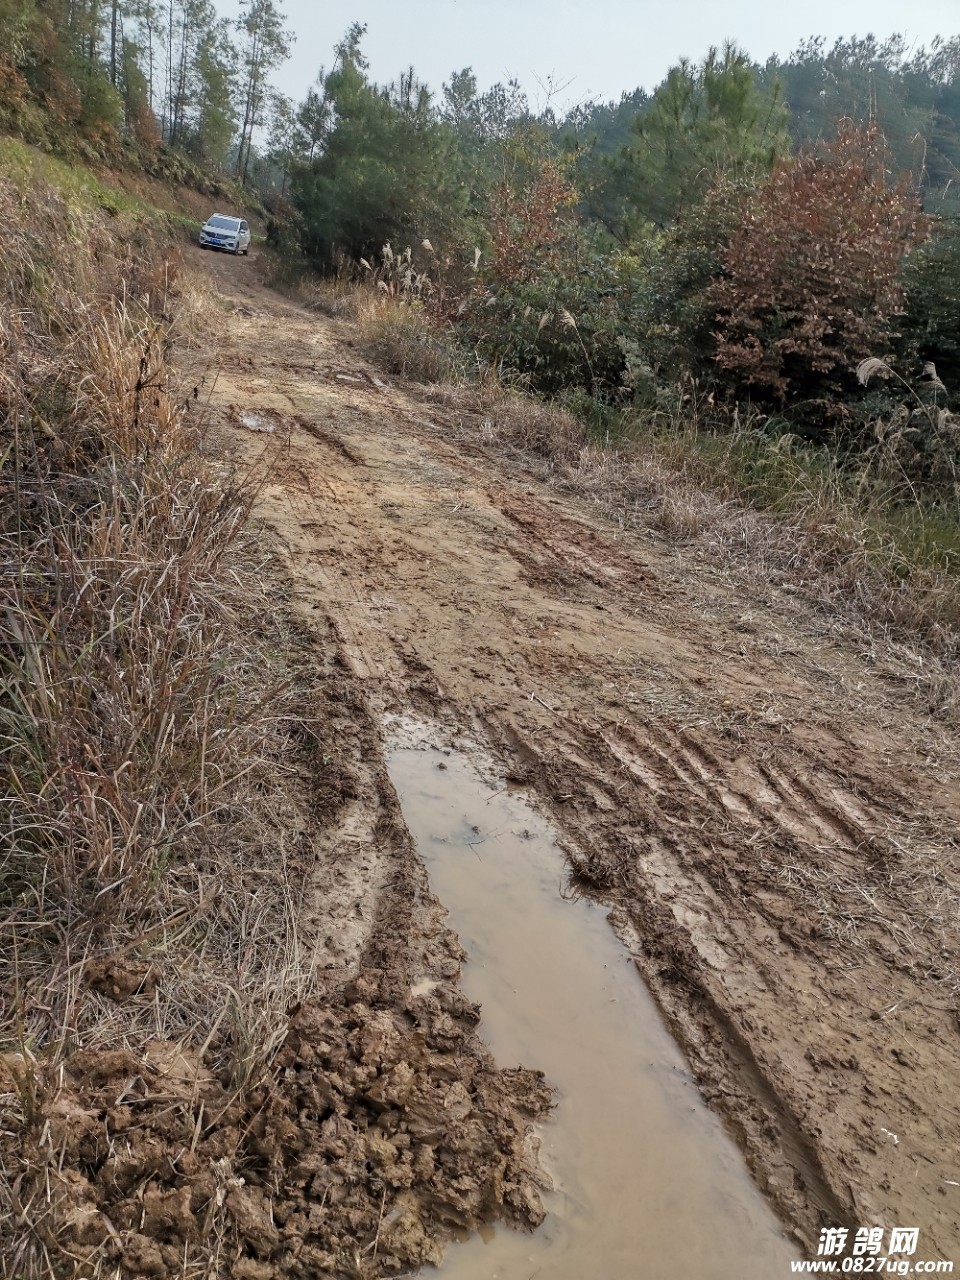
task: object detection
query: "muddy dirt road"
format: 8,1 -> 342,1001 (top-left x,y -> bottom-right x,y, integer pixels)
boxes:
193,246 -> 960,1265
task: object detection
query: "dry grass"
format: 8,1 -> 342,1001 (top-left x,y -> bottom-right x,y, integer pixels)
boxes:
0,176 -> 322,1276
479,393 -> 587,466
568,435 -> 960,712
356,293 -> 469,384
265,266 -> 364,320
425,375 -> 589,467
261,248 -> 365,320
775,821 -> 960,983
426,373 -> 960,718
298,275 -> 364,320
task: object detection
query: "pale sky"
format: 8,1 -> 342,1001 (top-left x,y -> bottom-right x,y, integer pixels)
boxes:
235,0 -> 960,110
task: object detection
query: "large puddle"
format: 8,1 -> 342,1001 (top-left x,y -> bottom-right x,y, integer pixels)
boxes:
387,728 -> 796,1280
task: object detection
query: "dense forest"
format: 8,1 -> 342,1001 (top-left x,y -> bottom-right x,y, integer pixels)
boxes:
3,5 -> 960,453
275,26 -> 960,456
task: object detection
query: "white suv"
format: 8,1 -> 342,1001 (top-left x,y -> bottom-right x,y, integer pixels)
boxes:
199,214 -> 251,255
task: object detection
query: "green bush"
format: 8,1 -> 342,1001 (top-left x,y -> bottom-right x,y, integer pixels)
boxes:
464,227 -> 626,397
618,187 -> 741,387
899,212 -> 960,401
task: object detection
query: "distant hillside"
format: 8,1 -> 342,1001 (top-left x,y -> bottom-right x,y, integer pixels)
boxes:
0,0 -> 290,190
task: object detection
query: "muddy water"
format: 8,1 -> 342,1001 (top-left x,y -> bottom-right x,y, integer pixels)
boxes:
387,731 -> 796,1280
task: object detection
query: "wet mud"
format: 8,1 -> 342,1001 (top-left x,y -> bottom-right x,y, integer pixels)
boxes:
388,728 -> 793,1278
1,643 -> 550,1279
2,997 -> 549,1278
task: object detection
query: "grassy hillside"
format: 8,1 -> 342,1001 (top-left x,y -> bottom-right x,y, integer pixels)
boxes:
0,146 -> 312,1271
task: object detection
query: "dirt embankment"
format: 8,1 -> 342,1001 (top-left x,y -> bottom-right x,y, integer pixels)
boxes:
183,246 -> 960,1264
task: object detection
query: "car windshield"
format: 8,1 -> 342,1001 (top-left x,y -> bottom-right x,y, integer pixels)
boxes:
207,215 -> 239,231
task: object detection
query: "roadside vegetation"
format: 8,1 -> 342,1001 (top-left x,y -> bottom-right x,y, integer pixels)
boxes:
0,169 -> 325,1275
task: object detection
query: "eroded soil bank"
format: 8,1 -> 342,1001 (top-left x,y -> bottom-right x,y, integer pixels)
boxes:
187,246 -> 960,1266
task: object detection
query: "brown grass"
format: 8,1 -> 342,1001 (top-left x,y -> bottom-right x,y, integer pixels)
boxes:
298,275 -> 364,320
265,267 -> 364,320
480,394 -> 587,466
570,435 -> 960,714
425,376 -> 960,720
0,176 -> 322,1276
355,293 -> 468,383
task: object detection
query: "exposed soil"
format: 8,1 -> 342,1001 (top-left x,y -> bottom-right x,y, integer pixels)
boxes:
0,619 -> 551,1278
188,247 -> 957,1263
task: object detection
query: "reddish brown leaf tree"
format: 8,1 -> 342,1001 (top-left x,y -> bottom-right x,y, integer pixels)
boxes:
710,121 -> 928,406
487,157 -> 578,289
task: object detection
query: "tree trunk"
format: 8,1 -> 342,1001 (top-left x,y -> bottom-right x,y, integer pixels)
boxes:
241,72 -> 259,185
110,0 -> 119,86
146,14 -> 154,115
237,32 -> 258,178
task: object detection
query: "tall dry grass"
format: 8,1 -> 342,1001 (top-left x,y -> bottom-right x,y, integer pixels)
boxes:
0,178 -> 320,1274
356,293 -> 469,383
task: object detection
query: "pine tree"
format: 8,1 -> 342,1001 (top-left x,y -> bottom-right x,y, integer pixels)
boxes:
290,28 -> 468,263
235,0 -> 292,185
615,44 -> 789,233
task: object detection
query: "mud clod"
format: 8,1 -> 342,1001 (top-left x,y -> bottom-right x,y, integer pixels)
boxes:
6,995 -> 551,1279
83,957 -> 158,1002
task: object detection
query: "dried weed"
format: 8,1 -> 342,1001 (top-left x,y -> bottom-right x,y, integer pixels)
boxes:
0,175 -> 322,1277
355,293 -> 468,384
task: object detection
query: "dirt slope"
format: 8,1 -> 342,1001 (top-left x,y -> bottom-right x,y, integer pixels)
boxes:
193,247 -> 960,1260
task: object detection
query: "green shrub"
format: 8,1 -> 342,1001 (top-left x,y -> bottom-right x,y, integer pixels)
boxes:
618,187 -> 741,387
464,225 -> 627,396
899,212 -> 960,400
